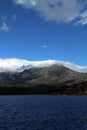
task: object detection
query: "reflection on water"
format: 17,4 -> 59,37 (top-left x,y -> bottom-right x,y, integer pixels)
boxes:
0,95 -> 87,129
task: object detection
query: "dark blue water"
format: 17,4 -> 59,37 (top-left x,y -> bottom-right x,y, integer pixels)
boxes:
0,95 -> 87,130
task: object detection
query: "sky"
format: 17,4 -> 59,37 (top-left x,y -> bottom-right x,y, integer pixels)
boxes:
0,0 -> 87,70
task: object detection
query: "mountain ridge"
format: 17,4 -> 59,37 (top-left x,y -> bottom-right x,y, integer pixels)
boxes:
0,64 -> 87,95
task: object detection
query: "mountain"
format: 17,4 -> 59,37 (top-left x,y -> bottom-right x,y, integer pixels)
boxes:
0,64 -> 87,95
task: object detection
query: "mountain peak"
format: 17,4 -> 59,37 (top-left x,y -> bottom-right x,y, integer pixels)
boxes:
0,64 -> 87,95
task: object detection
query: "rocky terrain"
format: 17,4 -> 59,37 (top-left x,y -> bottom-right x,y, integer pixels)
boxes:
0,64 -> 87,95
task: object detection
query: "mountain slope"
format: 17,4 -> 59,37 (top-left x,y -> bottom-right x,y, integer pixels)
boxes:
0,64 -> 87,95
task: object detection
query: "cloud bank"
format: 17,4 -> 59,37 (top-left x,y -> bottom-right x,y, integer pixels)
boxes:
0,58 -> 87,73
13,0 -> 87,24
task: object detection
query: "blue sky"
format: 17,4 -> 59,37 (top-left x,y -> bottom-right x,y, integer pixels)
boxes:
0,0 -> 87,66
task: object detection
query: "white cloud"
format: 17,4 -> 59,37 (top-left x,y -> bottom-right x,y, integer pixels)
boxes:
0,22 -> 10,32
13,0 -> 36,8
0,58 -> 87,73
76,10 -> 87,25
42,45 -> 47,48
13,0 -> 87,24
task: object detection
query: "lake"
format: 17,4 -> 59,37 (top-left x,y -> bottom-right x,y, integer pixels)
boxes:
0,95 -> 87,129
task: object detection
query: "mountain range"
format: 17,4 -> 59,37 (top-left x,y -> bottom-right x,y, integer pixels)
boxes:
0,64 -> 87,95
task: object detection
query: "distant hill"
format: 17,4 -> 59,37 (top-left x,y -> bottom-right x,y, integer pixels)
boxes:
0,64 -> 87,95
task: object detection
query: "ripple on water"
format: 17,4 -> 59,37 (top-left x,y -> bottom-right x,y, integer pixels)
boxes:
0,95 -> 87,129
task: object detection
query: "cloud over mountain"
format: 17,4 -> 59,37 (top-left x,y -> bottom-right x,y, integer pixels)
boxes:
0,58 -> 87,73
13,0 -> 87,24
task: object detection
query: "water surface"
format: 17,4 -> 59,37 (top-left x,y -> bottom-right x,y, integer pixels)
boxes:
0,95 -> 87,130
